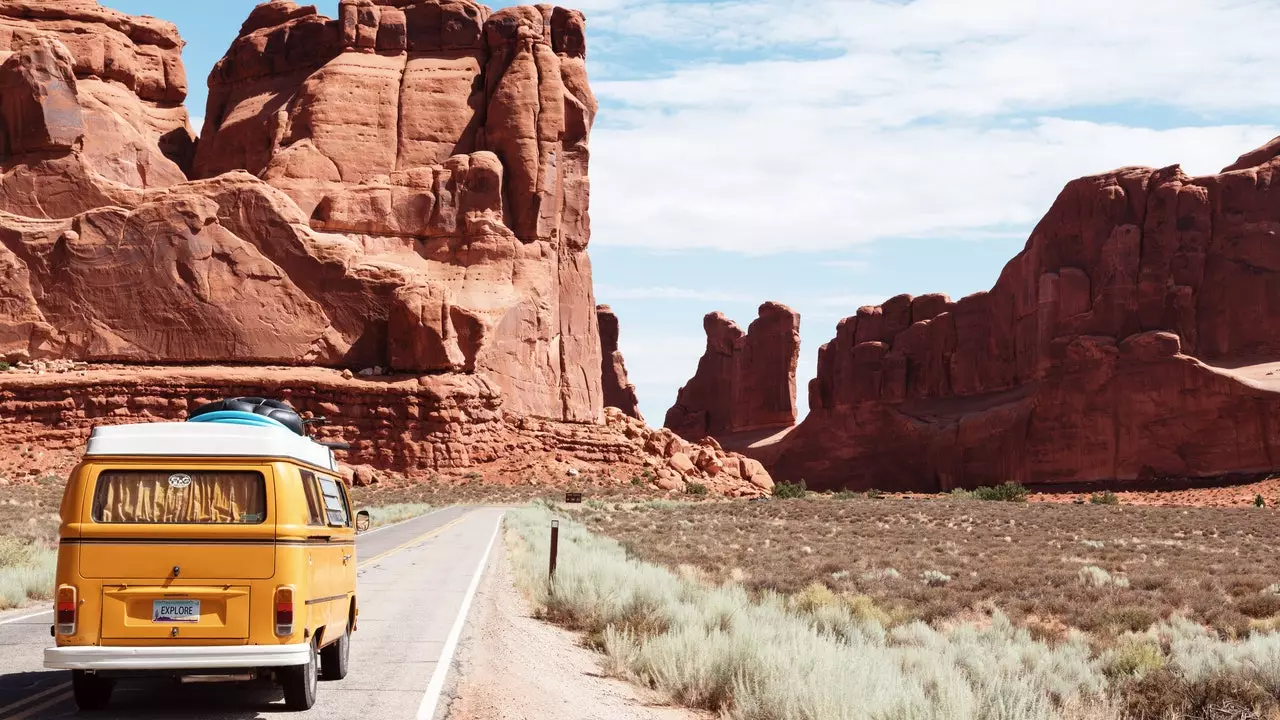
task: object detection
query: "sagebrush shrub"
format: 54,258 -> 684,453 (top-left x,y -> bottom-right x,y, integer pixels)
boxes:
921,570 -> 952,587
1079,565 -> 1129,589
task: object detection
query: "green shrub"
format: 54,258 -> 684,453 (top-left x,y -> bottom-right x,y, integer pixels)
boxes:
464,471 -> 483,482
631,475 -> 644,486
773,480 -> 807,499
0,361 -> 9,371
684,482 -> 708,497
1256,494 -> 1267,508
865,489 -> 885,500
1103,639 -> 1165,679
971,482 -> 1029,502
1090,491 -> 1119,505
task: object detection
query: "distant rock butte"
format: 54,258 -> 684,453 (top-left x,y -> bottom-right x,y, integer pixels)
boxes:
665,302 -> 800,442
597,305 -> 643,422
772,147 -> 1280,492
0,0 -> 602,424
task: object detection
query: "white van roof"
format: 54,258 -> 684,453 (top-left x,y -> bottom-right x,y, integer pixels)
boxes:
85,422 -> 337,472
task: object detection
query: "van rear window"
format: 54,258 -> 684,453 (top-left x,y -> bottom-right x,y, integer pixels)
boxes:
92,471 -> 267,524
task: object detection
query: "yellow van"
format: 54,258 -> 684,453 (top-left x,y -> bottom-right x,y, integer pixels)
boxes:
43,399 -> 370,711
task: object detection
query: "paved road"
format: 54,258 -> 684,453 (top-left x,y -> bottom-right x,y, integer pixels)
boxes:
0,506 -> 505,719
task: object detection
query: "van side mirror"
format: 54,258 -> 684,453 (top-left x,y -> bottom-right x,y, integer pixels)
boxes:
355,510 -> 371,533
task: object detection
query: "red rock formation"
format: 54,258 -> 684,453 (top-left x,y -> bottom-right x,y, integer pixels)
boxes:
597,305 -> 642,421
0,364 -> 769,497
665,302 -> 799,441
774,148 -> 1280,492
0,0 -> 602,423
0,1 -> 193,181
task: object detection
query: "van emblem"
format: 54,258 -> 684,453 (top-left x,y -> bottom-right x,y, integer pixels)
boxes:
167,473 -> 193,489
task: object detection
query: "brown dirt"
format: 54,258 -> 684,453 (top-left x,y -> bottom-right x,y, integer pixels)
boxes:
1026,476 -> 1280,508
569,495 -> 1280,641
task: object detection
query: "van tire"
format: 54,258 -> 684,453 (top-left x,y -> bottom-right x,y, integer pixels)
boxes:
71,670 -> 113,711
280,639 -> 318,710
320,627 -> 350,680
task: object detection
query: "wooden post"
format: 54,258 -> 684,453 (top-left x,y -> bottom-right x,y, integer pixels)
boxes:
549,520 -> 560,589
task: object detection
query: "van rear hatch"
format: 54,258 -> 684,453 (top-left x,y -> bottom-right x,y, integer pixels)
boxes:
77,468 -> 275,642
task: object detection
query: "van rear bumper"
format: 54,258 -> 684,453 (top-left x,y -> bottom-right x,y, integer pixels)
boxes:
44,643 -> 311,670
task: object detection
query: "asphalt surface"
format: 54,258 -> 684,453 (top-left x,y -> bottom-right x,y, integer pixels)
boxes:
0,506 -> 506,719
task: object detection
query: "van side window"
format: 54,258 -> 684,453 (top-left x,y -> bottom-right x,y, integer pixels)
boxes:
317,475 -> 350,528
299,470 -> 325,526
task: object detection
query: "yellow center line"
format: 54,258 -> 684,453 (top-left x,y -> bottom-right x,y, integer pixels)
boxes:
9,690 -> 73,720
0,682 -> 70,717
358,511 -> 473,569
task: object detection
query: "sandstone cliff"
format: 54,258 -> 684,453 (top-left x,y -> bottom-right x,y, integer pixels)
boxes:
0,0 -> 602,423
0,0 -> 772,497
665,302 -> 799,442
773,146 -> 1280,492
597,305 -> 642,421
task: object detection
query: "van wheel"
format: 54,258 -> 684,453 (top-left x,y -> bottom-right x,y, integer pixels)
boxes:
320,626 -> 350,680
280,639 -> 318,710
71,670 -> 113,711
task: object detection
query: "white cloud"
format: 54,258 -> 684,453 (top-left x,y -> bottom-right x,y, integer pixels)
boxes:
591,117 -> 1279,254
581,0 -> 1280,255
596,285 -> 755,303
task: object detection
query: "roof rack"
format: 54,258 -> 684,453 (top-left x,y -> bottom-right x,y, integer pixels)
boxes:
85,422 -> 338,472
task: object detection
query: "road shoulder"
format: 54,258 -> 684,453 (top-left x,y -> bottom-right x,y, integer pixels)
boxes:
437,533 -> 706,720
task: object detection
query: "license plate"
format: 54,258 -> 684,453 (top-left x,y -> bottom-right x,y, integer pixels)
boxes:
153,599 -> 200,623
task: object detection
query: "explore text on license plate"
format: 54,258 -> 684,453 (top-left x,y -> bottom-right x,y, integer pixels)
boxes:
153,599 -> 200,623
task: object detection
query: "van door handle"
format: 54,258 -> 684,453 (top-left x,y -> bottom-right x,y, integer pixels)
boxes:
342,553 -> 352,564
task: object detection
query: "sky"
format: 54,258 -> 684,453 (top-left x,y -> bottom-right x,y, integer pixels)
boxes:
113,0 -> 1280,425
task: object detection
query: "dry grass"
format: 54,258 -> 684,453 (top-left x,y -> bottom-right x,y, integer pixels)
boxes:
512,504 -> 1280,720
0,480 -> 63,609
569,495 -> 1280,640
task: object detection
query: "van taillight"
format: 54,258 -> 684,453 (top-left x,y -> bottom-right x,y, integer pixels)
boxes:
56,585 -> 77,635
275,586 -> 294,636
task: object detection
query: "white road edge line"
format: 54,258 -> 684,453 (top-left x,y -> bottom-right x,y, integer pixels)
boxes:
415,511 -> 505,720
0,608 -> 51,626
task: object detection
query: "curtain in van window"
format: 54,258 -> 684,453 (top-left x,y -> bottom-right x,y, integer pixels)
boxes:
93,471 -> 267,524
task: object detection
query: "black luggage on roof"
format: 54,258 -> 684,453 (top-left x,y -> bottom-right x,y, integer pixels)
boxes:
188,397 -> 306,437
